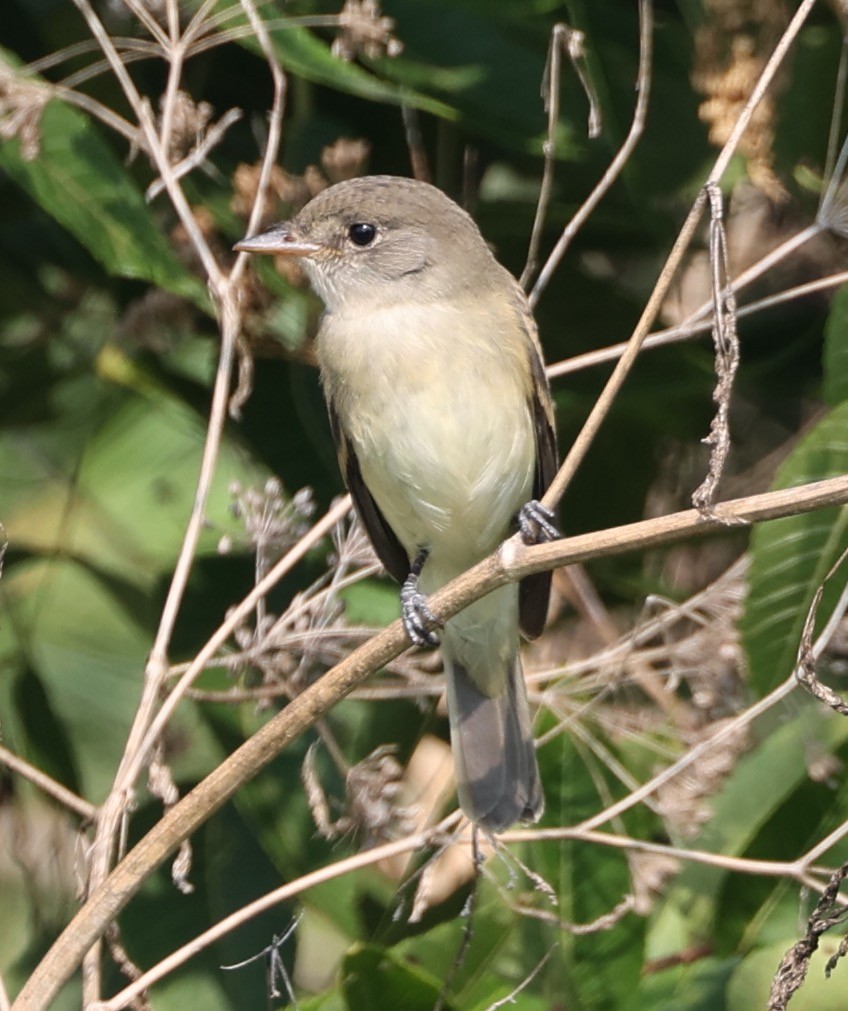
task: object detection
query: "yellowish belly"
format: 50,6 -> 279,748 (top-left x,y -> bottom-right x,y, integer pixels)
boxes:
318,299 -> 537,582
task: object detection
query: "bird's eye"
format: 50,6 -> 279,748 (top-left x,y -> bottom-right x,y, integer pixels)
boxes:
348,222 -> 377,247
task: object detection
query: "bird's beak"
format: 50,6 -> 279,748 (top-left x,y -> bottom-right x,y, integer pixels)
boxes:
234,222 -> 321,258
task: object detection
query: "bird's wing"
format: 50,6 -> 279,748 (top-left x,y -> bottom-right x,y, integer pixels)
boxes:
512,288 -> 559,641
328,400 -> 410,584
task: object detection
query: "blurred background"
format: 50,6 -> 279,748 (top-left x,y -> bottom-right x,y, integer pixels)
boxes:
3,1 -> 848,1008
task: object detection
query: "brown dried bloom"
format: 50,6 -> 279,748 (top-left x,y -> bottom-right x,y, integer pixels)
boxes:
170,204 -> 218,270
0,60 -> 49,161
655,720 -> 750,839
629,852 -> 681,916
692,0 -> 788,200
332,0 -> 403,61
321,137 -> 371,183
231,161 -> 328,226
221,479 -> 316,560
159,90 -> 214,162
304,745 -> 415,846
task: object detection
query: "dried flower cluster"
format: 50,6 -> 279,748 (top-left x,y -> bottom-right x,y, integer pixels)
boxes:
332,0 -> 403,61
0,60 -> 48,161
303,743 -> 416,846
219,479 -> 316,561
692,0 -> 789,200
158,90 -> 214,162
232,137 -> 371,225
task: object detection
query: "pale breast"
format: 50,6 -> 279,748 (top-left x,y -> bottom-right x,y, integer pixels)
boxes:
317,299 -> 535,572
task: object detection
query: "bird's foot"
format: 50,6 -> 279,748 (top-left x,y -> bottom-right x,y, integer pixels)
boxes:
401,549 -> 441,647
518,500 -> 560,545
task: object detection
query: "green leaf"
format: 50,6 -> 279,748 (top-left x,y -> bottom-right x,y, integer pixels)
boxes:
632,956 -> 737,1011
376,0 -> 549,151
339,579 -> 400,627
727,938 -> 848,1011
342,944 -> 447,1010
392,897 -> 515,1009
1,557 -> 149,801
741,403 -> 848,694
648,703 -> 848,951
1,372 -> 263,585
534,730 -> 645,1008
239,22 -> 455,119
0,72 -> 206,307
823,283 -> 848,406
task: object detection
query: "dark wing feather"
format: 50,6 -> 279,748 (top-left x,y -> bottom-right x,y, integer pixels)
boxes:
512,291 -> 559,641
328,400 -> 410,584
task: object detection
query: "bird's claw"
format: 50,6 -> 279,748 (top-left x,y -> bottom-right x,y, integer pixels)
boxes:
518,500 -> 560,545
401,560 -> 441,647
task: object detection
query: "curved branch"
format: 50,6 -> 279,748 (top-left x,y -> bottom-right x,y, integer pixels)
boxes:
12,472 -> 848,1011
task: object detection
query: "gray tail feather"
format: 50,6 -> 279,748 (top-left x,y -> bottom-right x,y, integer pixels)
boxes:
444,652 -> 543,832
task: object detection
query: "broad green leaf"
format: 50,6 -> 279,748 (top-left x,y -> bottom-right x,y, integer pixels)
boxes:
235,20 -> 455,119
823,283 -> 848,406
2,365 -> 264,586
1,557 -> 148,801
203,805 -> 300,1009
0,63 -> 205,307
741,403 -> 848,694
648,703 -> 848,951
727,937 -> 848,1011
631,956 -> 737,1011
339,579 -> 399,627
342,944 -> 447,1011
392,897 -> 515,1009
376,0 -> 550,151
299,991 -> 348,1011
534,730 -> 645,1008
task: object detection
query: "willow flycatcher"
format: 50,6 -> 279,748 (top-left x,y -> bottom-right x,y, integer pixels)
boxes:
236,175 -> 558,831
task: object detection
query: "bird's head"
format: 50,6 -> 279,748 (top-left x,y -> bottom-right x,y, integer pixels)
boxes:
235,175 -> 499,311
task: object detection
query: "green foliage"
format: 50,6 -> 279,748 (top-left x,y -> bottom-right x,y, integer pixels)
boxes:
0,72 -> 205,305
742,403 -> 848,694
2,1 -> 848,1009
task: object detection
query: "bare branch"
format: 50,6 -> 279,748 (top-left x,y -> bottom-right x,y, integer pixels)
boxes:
527,0 -> 652,303
691,182 -> 741,516
540,0 -> 818,514
546,255 -> 841,380
795,547 -> 848,716
520,21 -> 602,289
0,745 -> 97,822
13,473 -> 848,1011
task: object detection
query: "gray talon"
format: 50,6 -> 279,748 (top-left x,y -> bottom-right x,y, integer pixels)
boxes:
401,549 -> 441,647
518,500 -> 559,544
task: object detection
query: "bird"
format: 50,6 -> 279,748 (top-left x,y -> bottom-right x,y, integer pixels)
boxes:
235,174 -> 558,832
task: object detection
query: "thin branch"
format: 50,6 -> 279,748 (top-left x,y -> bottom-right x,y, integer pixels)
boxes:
795,547 -> 848,715
486,947 -> 556,1010
89,812 -> 840,1011
0,745 -> 97,822
547,258 -> 843,379
12,473 -> 848,1011
145,108 -> 243,200
401,104 -> 430,182
691,182 -> 741,515
69,0 -> 224,287
528,0 -> 652,304
120,0 -> 170,49
95,819 -> 457,1010
540,0 -> 818,513
137,496 -> 351,780
520,21 -> 601,289
63,0 -> 287,999
503,827 -> 832,881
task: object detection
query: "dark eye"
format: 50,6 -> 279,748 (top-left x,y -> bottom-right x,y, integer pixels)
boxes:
348,222 -> 377,247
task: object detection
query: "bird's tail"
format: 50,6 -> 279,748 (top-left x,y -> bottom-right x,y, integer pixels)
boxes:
441,587 -> 543,831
